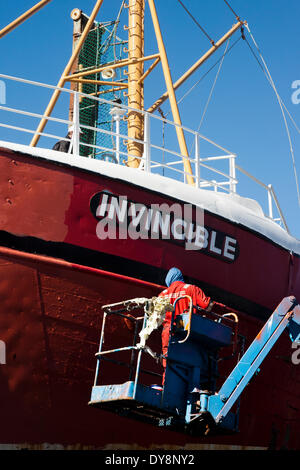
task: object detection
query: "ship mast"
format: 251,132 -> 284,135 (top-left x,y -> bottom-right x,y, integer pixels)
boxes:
23,0 -> 245,187
126,0 -> 145,168
126,0 -> 194,184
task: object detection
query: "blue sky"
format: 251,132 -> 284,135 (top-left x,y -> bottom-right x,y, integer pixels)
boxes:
0,0 -> 300,239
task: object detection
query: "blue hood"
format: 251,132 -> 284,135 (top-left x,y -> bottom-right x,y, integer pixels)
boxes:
165,268 -> 184,287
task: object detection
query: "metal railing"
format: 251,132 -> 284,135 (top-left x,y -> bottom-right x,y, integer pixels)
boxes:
0,73 -> 289,233
93,298 -> 163,396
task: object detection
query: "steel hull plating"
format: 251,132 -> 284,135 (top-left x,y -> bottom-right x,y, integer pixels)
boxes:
0,147 -> 299,449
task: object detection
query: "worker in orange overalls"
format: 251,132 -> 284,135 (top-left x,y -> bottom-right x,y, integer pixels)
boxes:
159,267 -> 214,386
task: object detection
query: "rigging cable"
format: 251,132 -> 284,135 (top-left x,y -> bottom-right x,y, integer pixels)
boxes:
176,0 -> 215,45
197,38 -> 230,131
223,0 -> 241,21
164,35 -> 242,117
244,30 -> 300,134
188,38 -> 231,155
244,24 -> 300,207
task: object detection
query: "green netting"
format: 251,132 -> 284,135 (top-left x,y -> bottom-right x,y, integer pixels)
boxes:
77,22 -> 127,160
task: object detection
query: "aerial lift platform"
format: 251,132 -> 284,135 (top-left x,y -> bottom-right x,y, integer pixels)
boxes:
89,295 -> 300,436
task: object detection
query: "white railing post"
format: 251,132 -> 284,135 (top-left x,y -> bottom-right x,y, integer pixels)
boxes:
268,184 -> 273,219
195,133 -> 200,188
229,154 -> 237,193
110,105 -> 127,164
72,91 -> 80,157
115,115 -> 121,164
143,112 -> 151,172
270,185 -> 290,233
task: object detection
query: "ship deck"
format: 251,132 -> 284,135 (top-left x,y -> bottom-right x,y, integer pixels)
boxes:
0,138 -> 299,256
0,73 -> 297,255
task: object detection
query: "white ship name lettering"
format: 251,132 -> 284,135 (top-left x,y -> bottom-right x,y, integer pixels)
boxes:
90,192 -> 239,262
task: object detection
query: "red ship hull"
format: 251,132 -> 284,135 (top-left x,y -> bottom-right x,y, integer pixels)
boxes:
0,146 -> 299,449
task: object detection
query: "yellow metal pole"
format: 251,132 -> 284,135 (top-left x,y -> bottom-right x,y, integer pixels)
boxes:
141,3 -> 145,111
147,20 -> 244,114
30,0 -> 105,147
78,64 -> 83,104
148,0 -> 194,185
137,57 -> 160,85
126,0 -> 145,168
65,54 -> 160,81
91,86 -> 127,96
0,0 -> 52,39
68,78 -> 128,87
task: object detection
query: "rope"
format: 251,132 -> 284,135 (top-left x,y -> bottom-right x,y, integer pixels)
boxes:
245,24 -> 300,207
176,0 -> 215,45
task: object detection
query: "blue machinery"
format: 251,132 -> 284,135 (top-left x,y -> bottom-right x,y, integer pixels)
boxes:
89,296 -> 300,435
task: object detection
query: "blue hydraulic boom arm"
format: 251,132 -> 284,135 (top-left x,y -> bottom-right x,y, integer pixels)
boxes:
198,296 -> 300,426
